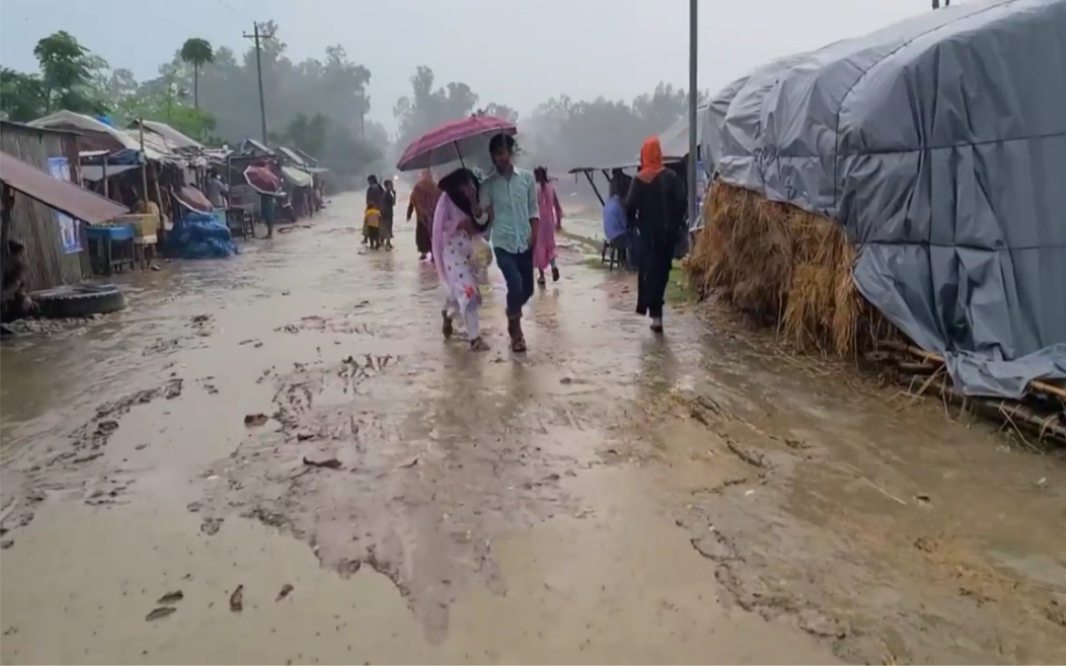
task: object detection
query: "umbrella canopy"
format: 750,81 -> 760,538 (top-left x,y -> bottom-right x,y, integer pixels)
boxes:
396,115 -> 516,171
243,165 -> 282,195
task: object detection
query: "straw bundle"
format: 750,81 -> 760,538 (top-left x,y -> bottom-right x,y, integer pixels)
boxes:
684,182 -> 1065,444
686,182 -> 899,357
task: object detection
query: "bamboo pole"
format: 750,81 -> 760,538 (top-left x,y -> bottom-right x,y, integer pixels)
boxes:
901,373 -> 1066,444
150,162 -> 165,224
138,120 -> 149,204
888,342 -> 1066,402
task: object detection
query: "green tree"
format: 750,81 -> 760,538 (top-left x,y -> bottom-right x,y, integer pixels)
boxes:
0,68 -> 45,121
479,103 -> 518,123
0,31 -> 107,121
393,66 -> 480,153
179,38 -> 214,108
32,30 -> 107,115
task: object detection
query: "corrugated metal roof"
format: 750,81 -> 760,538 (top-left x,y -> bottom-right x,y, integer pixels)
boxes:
29,111 -> 182,164
292,147 -> 318,166
133,120 -> 204,151
0,120 -> 82,137
0,150 -> 129,223
277,146 -> 306,166
238,138 -> 274,156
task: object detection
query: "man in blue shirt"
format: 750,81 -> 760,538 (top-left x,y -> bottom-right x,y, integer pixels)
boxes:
479,133 -> 538,353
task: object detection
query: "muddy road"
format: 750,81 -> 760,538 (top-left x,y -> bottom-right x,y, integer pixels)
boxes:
2,190 -> 1065,664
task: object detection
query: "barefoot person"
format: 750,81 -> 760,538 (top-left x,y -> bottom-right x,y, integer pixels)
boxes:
532,166 -> 563,286
433,168 -> 490,351
479,133 -> 538,352
625,136 -> 686,334
407,169 -> 439,260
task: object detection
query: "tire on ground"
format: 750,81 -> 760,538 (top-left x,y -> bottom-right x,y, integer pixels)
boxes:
32,285 -> 127,319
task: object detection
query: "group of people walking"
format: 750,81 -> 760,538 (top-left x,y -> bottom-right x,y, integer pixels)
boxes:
363,175 -> 397,250
394,132 -> 686,352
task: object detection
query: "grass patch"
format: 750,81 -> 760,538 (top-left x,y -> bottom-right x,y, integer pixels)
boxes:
666,261 -> 692,303
581,255 -> 609,270
559,230 -> 602,253
578,254 -> 692,303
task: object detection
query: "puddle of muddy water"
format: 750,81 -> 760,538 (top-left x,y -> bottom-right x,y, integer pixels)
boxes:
3,190 -> 1065,665
0,466 -> 837,665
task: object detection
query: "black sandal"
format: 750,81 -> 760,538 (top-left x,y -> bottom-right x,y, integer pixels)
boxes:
511,336 -> 527,353
551,266 -> 560,282
537,272 -> 546,287
442,311 -> 454,339
470,337 -> 489,351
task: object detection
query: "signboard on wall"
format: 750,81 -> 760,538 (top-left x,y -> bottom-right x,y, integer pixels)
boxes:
46,156 -> 82,254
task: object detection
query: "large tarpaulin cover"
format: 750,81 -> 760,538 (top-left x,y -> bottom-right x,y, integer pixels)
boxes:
701,0 -> 1066,398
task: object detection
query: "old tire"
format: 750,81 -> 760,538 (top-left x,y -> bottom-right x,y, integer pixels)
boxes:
32,284 -> 126,319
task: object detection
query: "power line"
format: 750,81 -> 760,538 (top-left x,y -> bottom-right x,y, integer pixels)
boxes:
211,0 -> 248,18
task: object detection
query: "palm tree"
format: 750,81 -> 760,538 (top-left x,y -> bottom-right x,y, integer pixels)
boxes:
180,38 -> 214,108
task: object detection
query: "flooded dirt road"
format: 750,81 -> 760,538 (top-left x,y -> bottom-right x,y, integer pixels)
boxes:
2,190 -> 1065,664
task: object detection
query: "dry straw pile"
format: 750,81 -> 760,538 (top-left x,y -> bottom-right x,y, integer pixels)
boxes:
684,181 -> 1066,445
685,182 -> 899,358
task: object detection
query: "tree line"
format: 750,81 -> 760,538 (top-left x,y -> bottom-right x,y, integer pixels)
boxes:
2,24 -> 705,179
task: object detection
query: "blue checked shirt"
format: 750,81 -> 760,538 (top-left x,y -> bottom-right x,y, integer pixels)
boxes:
479,167 -> 538,253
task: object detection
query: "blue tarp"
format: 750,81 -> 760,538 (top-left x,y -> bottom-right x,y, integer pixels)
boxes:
167,210 -> 239,259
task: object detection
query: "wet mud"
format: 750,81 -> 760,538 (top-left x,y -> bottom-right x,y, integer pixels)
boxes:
2,190 -> 1065,664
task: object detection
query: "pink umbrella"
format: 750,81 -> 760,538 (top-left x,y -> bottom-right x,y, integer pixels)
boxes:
243,165 -> 282,195
396,115 -> 517,172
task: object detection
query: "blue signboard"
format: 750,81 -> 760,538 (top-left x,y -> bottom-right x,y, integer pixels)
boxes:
46,156 -> 82,254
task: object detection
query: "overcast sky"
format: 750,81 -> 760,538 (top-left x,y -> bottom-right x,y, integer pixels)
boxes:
2,0 -> 944,130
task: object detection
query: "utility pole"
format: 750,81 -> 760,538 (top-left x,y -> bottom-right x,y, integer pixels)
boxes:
243,22 -> 272,144
357,95 -> 366,138
687,0 -> 698,229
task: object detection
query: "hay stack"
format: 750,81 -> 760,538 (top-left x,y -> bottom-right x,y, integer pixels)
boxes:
686,182 -> 898,357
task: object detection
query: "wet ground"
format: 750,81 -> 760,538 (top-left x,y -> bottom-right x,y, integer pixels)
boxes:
2,190 -> 1065,665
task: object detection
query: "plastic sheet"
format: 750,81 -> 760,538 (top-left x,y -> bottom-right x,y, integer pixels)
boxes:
702,0 -> 1066,398
167,210 -> 239,260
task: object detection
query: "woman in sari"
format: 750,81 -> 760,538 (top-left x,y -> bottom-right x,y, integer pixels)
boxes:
625,136 -> 686,333
532,166 -> 564,286
433,168 -> 491,351
407,169 -> 440,260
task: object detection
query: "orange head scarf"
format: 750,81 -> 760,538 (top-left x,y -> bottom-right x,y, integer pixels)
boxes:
636,136 -> 665,183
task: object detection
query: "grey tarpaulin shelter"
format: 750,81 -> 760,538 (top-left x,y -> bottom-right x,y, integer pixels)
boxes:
701,0 -> 1066,398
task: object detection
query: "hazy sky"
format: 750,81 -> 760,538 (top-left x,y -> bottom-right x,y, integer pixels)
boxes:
2,0 -> 944,131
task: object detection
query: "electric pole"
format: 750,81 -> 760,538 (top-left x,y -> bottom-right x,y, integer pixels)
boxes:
687,0 -> 698,230
358,95 -> 366,138
243,22 -> 272,145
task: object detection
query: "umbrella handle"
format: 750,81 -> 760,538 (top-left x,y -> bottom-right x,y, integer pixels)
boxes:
455,141 -> 466,170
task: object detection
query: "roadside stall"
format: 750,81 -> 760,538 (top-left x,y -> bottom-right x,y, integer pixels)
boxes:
1,149 -> 129,324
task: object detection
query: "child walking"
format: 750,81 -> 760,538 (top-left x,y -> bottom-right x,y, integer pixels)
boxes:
364,206 -> 382,249
533,166 -> 563,286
